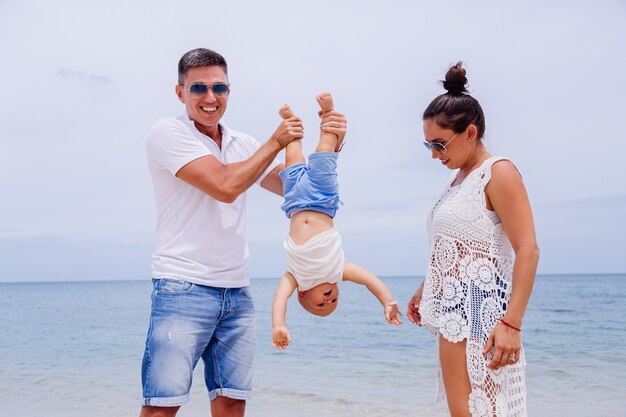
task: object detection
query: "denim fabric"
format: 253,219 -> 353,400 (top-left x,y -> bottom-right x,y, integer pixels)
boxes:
279,152 -> 341,218
141,279 -> 255,406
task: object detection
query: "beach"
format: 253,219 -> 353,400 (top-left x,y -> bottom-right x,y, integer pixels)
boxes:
1,274 -> 625,416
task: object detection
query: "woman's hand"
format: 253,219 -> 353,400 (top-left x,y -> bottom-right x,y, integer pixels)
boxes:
407,282 -> 424,326
483,322 -> 522,370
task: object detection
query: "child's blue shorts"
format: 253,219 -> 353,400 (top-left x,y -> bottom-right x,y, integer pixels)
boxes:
279,152 -> 341,218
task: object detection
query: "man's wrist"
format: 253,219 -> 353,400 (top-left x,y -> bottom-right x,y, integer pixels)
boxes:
268,135 -> 283,152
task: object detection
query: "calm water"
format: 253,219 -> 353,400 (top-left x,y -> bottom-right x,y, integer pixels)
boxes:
1,274 -> 625,417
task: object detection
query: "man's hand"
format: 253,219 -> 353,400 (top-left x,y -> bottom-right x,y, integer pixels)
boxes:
384,303 -> 403,325
319,110 -> 347,145
271,115 -> 303,148
272,326 -> 292,350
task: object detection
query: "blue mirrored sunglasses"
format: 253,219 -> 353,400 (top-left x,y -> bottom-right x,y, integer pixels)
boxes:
188,82 -> 230,96
422,132 -> 459,154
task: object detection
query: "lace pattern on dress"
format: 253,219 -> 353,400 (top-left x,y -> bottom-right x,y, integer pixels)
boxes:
420,156 -> 527,417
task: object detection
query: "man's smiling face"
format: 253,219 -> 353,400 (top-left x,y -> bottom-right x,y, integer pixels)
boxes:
176,65 -> 229,138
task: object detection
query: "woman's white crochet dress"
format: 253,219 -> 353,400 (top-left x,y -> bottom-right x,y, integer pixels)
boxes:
420,156 -> 527,417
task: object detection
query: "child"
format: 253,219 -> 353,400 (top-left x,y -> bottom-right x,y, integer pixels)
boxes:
272,92 -> 402,350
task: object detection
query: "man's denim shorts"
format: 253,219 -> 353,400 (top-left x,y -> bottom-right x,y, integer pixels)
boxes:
141,279 -> 255,407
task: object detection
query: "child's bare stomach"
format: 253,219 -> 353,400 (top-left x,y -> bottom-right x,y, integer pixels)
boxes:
289,210 -> 334,245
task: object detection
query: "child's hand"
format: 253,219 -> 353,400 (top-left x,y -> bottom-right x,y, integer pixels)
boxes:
384,302 -> 402,325
272,326 -> 292,350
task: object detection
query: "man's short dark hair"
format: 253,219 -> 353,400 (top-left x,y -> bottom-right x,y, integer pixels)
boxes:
178,48 -> 228,85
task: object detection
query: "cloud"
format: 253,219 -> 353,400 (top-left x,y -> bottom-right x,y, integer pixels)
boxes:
533,193 -> 626,274
1,0 -> 625,281
544,193 -> 626,209
0,236 -> 152,282
0,228 -> 23,237
56,68 -> 112,86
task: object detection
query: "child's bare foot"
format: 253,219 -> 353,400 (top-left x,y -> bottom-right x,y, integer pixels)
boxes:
316,92 -> 344,152
316,92 -> 334,113
280,103 -> 304,165
279,104 -> 295,120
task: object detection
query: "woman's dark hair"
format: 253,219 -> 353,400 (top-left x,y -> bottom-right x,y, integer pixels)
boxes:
423,62 -> 485,139
178,48 -> 228,85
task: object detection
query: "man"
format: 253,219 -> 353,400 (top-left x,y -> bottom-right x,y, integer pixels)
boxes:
141,48 -> 346,417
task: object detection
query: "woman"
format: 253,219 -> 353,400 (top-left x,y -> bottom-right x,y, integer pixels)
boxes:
407,62 -> 539,417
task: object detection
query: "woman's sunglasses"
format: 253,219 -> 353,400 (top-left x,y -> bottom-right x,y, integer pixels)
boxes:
422,132 -> 459,154
186,82 -> 230,97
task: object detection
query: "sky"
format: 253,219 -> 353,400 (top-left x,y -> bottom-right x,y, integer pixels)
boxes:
1,0 -> 625,282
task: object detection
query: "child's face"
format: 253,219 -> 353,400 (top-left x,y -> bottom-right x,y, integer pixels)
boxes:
298,282 -> 339,317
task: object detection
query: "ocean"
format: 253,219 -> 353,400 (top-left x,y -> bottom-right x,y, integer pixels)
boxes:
1,274 -> 625,417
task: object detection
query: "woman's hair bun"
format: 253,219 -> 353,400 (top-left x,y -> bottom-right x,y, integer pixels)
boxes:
442,61 -> 468,95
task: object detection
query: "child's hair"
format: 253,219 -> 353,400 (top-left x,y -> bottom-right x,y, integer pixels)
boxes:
423,61 -> 486,140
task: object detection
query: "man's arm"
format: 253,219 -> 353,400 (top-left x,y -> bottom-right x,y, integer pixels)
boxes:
342,262 -> 402,324
271,272 -> 298,350
259,110 -> 347,198
260,164 -> 285,197
177,117 -> 301,203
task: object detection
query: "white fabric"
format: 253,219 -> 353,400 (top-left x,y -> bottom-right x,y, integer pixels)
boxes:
485,209 -> 501,225
420,156 -> 527,417
146,112 -> 280,288
283,228 -> 345,290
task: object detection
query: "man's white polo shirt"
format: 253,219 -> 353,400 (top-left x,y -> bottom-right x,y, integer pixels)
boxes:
146,113 -> 280,288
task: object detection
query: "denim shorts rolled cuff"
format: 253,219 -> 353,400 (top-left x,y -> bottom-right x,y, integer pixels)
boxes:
142,393 -> 190,407
209,387 -> 252,402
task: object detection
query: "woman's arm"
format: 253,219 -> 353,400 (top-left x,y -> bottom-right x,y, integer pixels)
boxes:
483,160 -> 540,369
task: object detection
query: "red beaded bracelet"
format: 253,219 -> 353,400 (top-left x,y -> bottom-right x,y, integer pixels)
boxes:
497,318 -> 522,332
